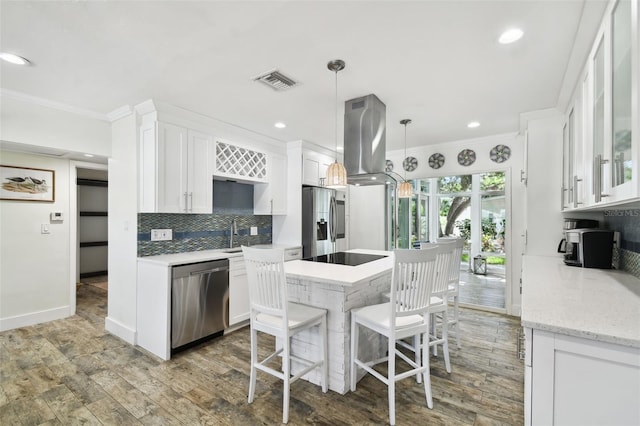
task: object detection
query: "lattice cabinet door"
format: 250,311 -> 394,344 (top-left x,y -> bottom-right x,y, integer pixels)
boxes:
214,141 -> 268,182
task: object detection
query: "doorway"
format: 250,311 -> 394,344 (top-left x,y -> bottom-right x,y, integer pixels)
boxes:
69,162 -> 108,315
394,171 -> 508,312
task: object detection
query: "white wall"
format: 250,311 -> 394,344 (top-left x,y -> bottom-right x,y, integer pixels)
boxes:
1,93 -> 111,156
0,94 -> 111,331
106,113 -> 139,344
0,151 -> 72,330
349,185 -> 387,250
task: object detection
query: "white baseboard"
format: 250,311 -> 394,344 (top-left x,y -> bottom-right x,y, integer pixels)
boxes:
105,316 -> 136,345
0,306 -> 70,332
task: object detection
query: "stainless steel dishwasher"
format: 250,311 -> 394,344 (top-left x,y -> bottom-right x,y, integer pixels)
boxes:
171,259 -> 229,352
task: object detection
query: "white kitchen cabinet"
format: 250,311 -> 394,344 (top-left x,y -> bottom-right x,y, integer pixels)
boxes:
139,122 -> 213,213
525,328 -> 640,426
302,149 -> 335,187
254,153 -> 287,215
228,256 -> 249,326
563,0 -> 639,210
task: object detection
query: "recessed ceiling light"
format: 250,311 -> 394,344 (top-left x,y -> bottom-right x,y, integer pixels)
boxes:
83,153 -> 94,158
274,122 -> 286,129
371,176 -> 377,180
467,121 -> 480,128
0,52 -> 30,65
499,28 -> 523,44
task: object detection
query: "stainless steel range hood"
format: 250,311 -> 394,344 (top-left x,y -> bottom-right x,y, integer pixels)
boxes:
344,94 -> 394,186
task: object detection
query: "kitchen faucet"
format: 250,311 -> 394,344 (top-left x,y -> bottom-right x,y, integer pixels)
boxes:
230,218 -> 238,248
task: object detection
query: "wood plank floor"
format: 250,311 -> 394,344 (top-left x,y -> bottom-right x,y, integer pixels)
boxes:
0,283 -> 524,425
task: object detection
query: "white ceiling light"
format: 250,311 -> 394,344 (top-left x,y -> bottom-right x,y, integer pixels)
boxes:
467,121 -> 480,128
274,122 -> 286,129
0,52 -> 30,65
499,28 -> 524,44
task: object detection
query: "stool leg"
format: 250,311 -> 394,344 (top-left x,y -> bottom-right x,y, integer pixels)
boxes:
248,326 -> 258,403
442,310 -> 451,373
454,295 -> 461,349
282,335 -> 290,424
321,316 -> 328,393
350,314 -> 359,392
388,336 -> 396,426
422,330 -> 433,409
414,333 -> 422,384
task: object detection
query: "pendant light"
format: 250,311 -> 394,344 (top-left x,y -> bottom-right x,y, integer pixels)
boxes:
325,59 -> 347,189
397,119 -> 413,198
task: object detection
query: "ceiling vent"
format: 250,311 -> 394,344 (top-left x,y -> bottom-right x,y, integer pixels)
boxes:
253,69 -> 298,91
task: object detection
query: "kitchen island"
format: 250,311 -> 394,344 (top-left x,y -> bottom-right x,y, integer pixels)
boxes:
521,255 -> 640,425
284,249 -> 394,394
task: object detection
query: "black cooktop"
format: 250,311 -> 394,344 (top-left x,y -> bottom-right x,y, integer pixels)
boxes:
302,252 -> 387,266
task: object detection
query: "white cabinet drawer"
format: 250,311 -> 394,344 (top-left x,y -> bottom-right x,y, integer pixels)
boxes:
284,247 -> 302,261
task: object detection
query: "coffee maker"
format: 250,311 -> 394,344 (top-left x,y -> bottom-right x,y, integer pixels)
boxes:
563,229 -> 617,268
557,218 -> 599,254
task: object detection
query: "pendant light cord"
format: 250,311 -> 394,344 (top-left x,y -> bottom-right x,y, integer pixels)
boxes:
403,123 -> 407,181
335,69 -> 338,162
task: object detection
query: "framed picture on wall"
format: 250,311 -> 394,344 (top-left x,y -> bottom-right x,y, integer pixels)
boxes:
0,165 -> 55,202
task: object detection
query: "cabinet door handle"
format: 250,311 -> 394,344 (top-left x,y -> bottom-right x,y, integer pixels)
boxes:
594,155 -> 609,203
573,175 -> 583,208
189,192 -> 193,212
183,192 -> 188,212
561,186 -> 568,209
270,199 -> 273,214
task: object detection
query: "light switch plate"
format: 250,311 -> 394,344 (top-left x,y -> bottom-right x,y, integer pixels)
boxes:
250,226 -> 258,236
41,224 -> 50,234
151,229 -> 173,241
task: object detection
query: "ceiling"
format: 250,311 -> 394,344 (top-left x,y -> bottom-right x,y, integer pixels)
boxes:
0,1 -> 606,152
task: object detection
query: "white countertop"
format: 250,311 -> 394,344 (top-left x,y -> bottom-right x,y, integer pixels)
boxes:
284,249 -> 393,287
521,255 -> 640,348
137,244 -> 301,266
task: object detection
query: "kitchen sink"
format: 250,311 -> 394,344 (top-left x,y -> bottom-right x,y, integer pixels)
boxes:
222,248 -> 242,253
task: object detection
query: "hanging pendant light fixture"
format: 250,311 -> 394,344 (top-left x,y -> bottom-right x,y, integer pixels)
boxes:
397,119 -> 414,198
325,59 -> 347,189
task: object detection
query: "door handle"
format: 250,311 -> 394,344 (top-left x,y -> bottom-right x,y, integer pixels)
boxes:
329,195 -> 337,242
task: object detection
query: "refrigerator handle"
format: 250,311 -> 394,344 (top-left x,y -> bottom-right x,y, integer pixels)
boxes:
330,195 -> 337,243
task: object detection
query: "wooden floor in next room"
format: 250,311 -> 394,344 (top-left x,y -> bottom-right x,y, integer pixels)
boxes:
0,279 -> 524,425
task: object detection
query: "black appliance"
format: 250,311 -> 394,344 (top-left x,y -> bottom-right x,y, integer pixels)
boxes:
563,229 -> 615,268
558,218 -> 599,253
302,252 -> 387,267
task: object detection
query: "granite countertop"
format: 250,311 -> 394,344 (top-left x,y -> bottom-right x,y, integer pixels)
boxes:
521,255 -> 640,348
284,249 -> 393,287
137,244 -> 301,266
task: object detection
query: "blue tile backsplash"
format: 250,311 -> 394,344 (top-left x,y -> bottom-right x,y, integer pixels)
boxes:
604,209 -> 640,279
138,213 -> 272,256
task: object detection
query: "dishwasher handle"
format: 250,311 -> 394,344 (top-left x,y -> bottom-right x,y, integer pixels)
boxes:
189,266 -> 228,276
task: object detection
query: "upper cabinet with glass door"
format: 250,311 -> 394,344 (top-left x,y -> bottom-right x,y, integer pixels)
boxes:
564,0 -> 639,210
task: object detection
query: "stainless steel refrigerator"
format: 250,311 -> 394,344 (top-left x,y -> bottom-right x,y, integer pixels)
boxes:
302,186 -> 344,258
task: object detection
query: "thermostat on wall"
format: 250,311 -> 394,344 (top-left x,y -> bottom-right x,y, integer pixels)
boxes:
50,212 -> 64,222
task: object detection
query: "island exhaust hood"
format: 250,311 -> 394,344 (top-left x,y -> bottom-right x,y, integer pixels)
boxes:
344,94 -> 397,186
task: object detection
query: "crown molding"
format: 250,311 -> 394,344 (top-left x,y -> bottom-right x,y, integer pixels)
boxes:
0,88 -> 110,121
107,105 -> 133,122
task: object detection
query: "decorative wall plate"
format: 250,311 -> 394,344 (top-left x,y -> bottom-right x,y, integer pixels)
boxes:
428,153 -> 445,169
385,159 -> 394,172
403,156 -> 418,172
490,144 -> 511,163
457,149 -> 476,166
